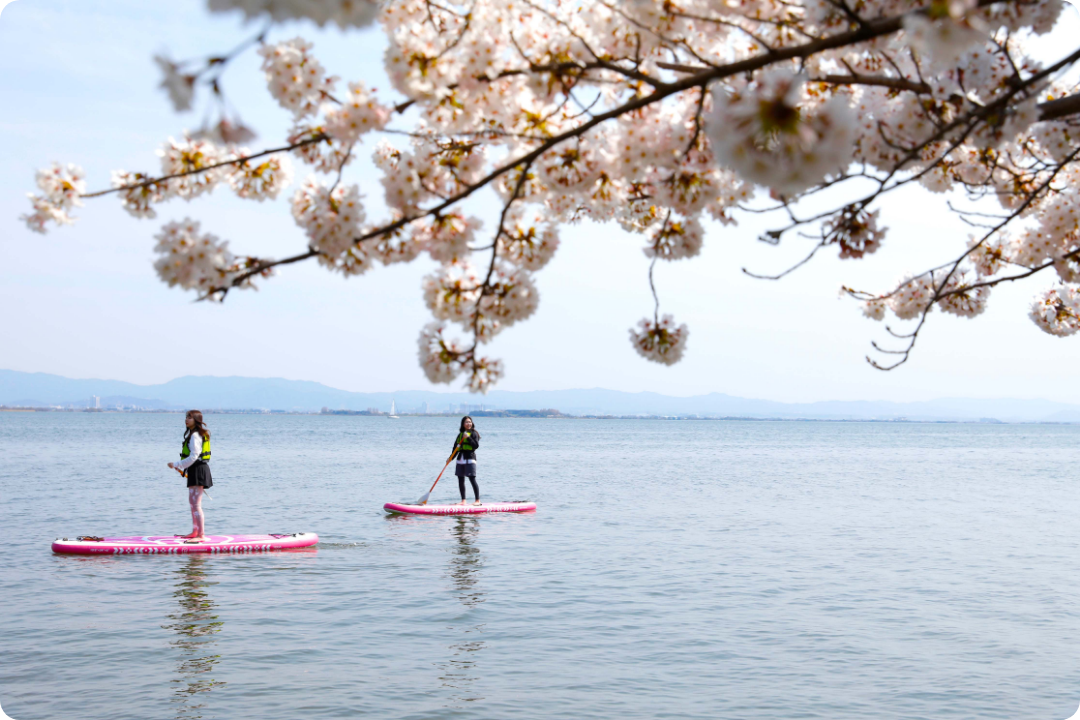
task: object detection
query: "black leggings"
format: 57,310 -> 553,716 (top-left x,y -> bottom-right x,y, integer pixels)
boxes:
458,476 -> 479,501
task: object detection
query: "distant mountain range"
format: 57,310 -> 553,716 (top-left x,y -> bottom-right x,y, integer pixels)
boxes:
2,369 -> 1080,422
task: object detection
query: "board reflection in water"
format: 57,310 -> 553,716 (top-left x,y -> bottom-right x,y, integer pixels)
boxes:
438,517 -> 487,706
162,554 -> 226,719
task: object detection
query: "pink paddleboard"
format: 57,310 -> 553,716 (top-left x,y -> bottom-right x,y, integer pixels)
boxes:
51,533 -> 319,555
384,502 -> 536,516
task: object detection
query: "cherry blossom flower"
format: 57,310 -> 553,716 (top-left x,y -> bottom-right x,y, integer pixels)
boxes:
1030,286 -> 1080,337
21,196 -> 72,234
630,315 -> 689,365
21,163 -> 86,233
290,177 -> 366,265
467,356 -> 504,394
374,138 -> 486,213
644,216 -> 704,261
23,0 -> 1080,392
413,212 -> 480,264
423,262 -> 482,324
826,207 -> 886,260
937,272 -> 991,318
966,235 -> 1011,277
498,207 -> 559,271
153,219 -> 262,295
887,273 -> 938,320
323,82 -> 390,142
157,137 -> 227,199
227,153 -> 293,201
111,171 -> 171,219
370,220 -> 424,265
862,299 -> 887,321
417,322 -> 465,384
902,0 -> 988,72
289,122 -> 355,173
257,38 -> 336,118
707,69 -> 855,196
153,54 -> 196,112
475,264 -> 540,340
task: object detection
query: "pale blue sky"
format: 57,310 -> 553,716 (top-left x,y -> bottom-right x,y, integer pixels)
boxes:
2,0 -> 1080,402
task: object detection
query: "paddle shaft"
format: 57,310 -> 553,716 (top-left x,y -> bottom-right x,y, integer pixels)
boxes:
420,440 -> 465,504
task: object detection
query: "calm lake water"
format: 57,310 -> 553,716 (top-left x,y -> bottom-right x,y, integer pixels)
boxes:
3,413 -> 1080,719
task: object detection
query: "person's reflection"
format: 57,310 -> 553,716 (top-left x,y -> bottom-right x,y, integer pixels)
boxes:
162,554 -> 225,719
438,517 -> 487,705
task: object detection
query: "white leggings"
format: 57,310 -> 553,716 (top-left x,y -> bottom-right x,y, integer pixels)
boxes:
188,486 -> 205,536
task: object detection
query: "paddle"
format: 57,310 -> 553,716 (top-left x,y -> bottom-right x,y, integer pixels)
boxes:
417,439 -> 464,505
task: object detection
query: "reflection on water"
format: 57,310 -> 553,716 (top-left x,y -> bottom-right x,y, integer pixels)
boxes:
438,517 -> 487,706
449,517 -> 485,609
161,555 -> 225,719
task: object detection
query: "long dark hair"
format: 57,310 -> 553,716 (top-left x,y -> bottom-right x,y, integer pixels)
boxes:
185,410 -> 210,439
459,415 -> 475,433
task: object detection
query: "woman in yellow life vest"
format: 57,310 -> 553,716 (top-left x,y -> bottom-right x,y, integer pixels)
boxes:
453,416 -> 481,506
167,410 -> 213,542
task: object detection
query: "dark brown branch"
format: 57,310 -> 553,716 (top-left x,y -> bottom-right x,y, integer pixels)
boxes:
656,61 -> 715,73
345,3 -> 992,251
82,135 -> 326,198
1040,92 -> 1080,122
812,74 -> 931,94
200,249 -> 319,300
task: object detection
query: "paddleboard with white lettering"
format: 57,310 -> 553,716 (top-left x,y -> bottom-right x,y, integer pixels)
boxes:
384,502 -> 536,516
51,533 -> 319,555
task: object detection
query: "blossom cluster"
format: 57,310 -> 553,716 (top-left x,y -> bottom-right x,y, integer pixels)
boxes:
290,177 -> 369,273
153,55 -> 196,112
1030,286 -> 1080,337
21,163 -> 86,233
258,38 -> 337,118
707,70 -> 856,197
22,0 -> 1080,389
417,322 -> 504,392
102,138 -> 293,220
630,315 -> 689,366
153,219 -> 264,295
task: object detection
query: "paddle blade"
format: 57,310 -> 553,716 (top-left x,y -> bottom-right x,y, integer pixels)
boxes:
416,491 -> 431,505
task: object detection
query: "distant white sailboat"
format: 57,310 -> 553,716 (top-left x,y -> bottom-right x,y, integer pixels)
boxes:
388,399 -> 399,419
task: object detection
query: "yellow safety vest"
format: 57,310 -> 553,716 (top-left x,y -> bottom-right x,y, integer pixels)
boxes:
181,434 -> 211,462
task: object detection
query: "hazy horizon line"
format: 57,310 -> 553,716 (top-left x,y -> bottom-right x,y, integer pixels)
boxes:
0,368 -> 1072,406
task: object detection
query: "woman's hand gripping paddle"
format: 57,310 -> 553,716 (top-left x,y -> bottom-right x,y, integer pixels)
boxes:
417,440 -> 463,505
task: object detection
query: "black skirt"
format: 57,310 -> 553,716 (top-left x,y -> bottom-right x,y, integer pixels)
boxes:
454,459 -> 477,478
186,461 -> 213,488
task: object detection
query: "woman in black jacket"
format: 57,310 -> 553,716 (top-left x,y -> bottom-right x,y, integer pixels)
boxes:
453,416 -> 481,505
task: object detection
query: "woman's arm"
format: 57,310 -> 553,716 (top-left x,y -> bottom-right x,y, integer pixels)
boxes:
174,431 -> 202,471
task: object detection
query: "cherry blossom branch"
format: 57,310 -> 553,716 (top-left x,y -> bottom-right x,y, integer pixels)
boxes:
747,43 -> 1080,262
37,0 -> 1080,391
648,257 -> 660,324
812,74 -> 932,94
80,135 -> 326,198
201,249 -> 318,302
861,146 -> 1080,369
342,3 -> 1002,255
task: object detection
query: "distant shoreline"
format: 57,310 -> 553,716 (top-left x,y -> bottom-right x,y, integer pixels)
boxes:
3,406 -> 1077,425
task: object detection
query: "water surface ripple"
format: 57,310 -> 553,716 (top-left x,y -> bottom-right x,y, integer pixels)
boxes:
3,414 -> 1080,719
